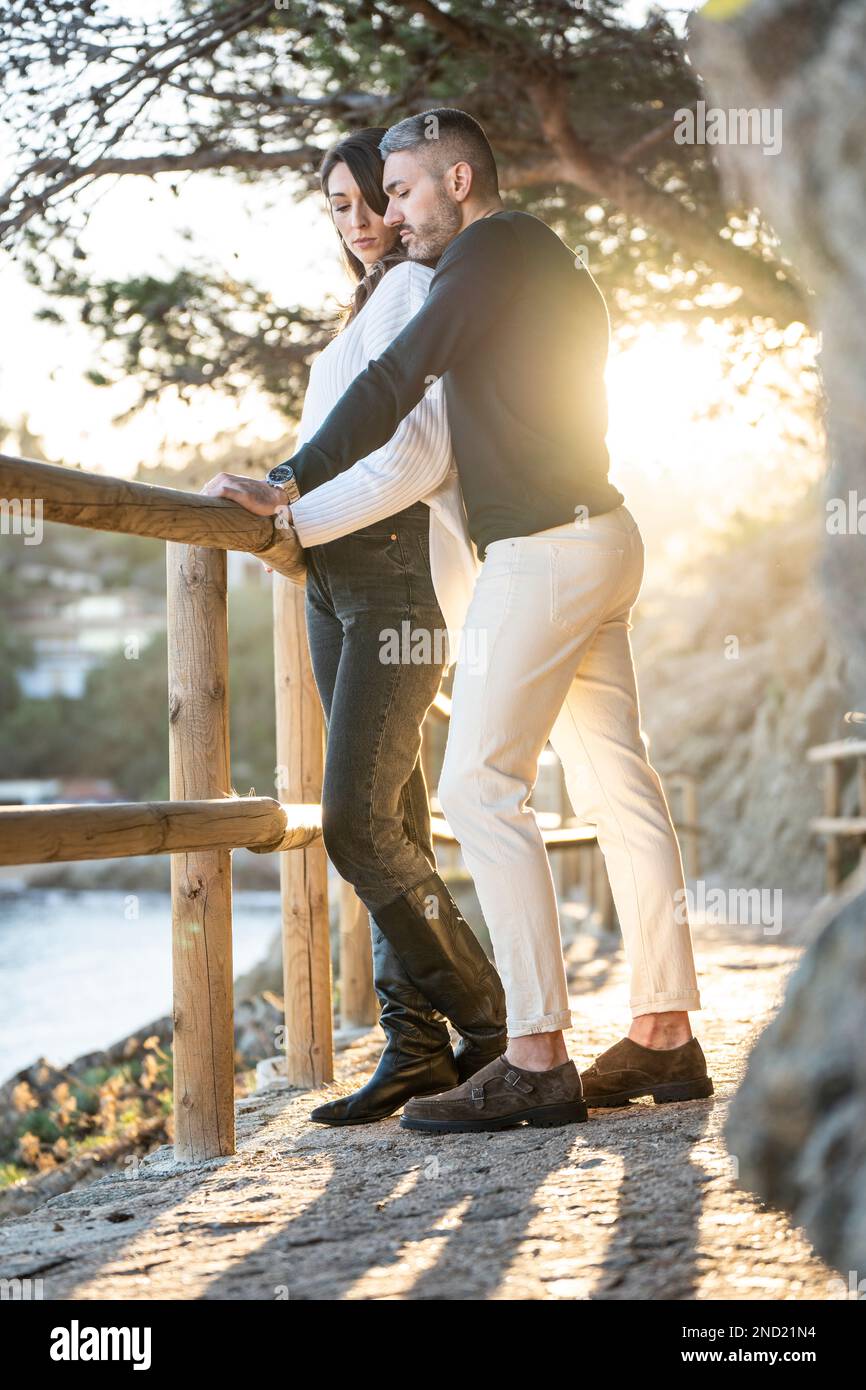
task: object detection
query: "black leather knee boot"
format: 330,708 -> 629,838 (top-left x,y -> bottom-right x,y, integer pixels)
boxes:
373,871 -> 507,1084
310,922 -> 459,1125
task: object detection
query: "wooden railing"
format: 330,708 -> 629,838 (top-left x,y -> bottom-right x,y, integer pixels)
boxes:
1,453 -> 332,1162
808,738 -> 866,890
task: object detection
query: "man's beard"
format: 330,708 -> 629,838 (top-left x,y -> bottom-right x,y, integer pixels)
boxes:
402,185 -> 463,260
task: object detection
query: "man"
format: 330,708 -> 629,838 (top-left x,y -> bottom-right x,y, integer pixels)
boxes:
214,108 -> 711,1133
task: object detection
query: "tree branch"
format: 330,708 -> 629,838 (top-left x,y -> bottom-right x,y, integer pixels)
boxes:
525,75 -> 811,327
394,3 -> 812,328
0,145 -> 324,238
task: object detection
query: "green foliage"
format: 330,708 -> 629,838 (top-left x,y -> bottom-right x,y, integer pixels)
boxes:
19,1108 -> 62,1147
78,632 -> 170,800
0,1163 -> 28,1189
0,613 -> 32,717
0,585 -> 278,800
227,584 -> 277,794
70,1080 -> 104,1119
3,1046 -> 173,1176
35,264 -> 331,416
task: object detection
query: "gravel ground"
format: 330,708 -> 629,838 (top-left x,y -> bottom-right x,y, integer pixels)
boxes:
0,919 -> 843,1301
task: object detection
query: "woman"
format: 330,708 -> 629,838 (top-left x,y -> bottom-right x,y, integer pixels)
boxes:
208,129 -> 506,1124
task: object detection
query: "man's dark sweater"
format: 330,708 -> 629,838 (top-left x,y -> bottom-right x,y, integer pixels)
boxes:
287,209 -> 624,559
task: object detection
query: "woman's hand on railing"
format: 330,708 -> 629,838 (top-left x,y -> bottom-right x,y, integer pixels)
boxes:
199,473 -> 300,579
200,472 -> 286,516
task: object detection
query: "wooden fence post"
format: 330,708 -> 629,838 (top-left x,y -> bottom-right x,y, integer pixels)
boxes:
824,759 -> 843,891
591,844 -> 616,932
166,542 -> 236,1161
680,776 -> 701,881
339,883 -> 378,1028
274,579 -> 334,1086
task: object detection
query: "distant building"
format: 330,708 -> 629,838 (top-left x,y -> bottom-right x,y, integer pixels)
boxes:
0,777 -> 121,805
0,779 -> 62,806
14,590 -> 165,699
56,778 -> 121,803
11,551 -> 267,700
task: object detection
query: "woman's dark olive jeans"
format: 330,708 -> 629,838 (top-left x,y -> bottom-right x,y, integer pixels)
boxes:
304,500 -> 449,912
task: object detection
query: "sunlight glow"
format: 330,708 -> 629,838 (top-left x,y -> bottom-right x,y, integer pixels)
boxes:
605,316 -> 824,580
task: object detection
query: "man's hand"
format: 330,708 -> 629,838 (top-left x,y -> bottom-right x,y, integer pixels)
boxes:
200,472 -> 286,517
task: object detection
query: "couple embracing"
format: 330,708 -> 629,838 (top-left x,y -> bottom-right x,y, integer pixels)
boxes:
204,108 -> 712,1134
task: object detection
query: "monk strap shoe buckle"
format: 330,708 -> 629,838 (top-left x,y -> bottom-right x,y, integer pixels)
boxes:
504,1069 -> 533,1094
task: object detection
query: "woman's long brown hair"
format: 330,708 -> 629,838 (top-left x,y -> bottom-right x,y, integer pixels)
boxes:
318,128 -> 406,331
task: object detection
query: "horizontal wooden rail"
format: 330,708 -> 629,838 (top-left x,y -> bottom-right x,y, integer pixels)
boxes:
0,798 -> 321,866
431,813 -> 597,850
807,739 -> 866,763
0,453 -> 305,582
431,813 -> 615,926
430,691 -> 452,720
809,816 -> 866,837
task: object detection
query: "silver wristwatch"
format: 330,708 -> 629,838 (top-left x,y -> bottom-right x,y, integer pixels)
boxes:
265,462 -> 301,503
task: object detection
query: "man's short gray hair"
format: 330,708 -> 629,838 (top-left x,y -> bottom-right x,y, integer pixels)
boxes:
379,108 -> 499,197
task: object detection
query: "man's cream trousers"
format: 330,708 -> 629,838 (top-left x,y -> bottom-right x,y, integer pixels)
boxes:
439,505 -> 701,1037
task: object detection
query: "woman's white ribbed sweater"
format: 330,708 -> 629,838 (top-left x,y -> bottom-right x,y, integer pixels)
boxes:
288,260 -> 480,664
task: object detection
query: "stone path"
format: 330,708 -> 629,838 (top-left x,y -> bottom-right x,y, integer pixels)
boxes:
0,920 -> 843,1300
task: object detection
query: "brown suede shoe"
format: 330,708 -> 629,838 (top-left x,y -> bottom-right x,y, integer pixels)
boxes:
399,1055 -> 588,1133
581,1036 -> 714,1108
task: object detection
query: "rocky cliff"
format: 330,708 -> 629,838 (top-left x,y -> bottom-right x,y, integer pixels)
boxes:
633,494 -> 850,898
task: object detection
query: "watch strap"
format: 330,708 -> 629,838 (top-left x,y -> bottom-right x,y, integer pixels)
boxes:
265,462 -> 300,502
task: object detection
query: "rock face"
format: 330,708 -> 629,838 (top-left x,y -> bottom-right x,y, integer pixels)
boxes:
632,499 -> 848,895
690,0 -> 866,1280
690,0 -> 866,704
724,875 -> 866,1279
